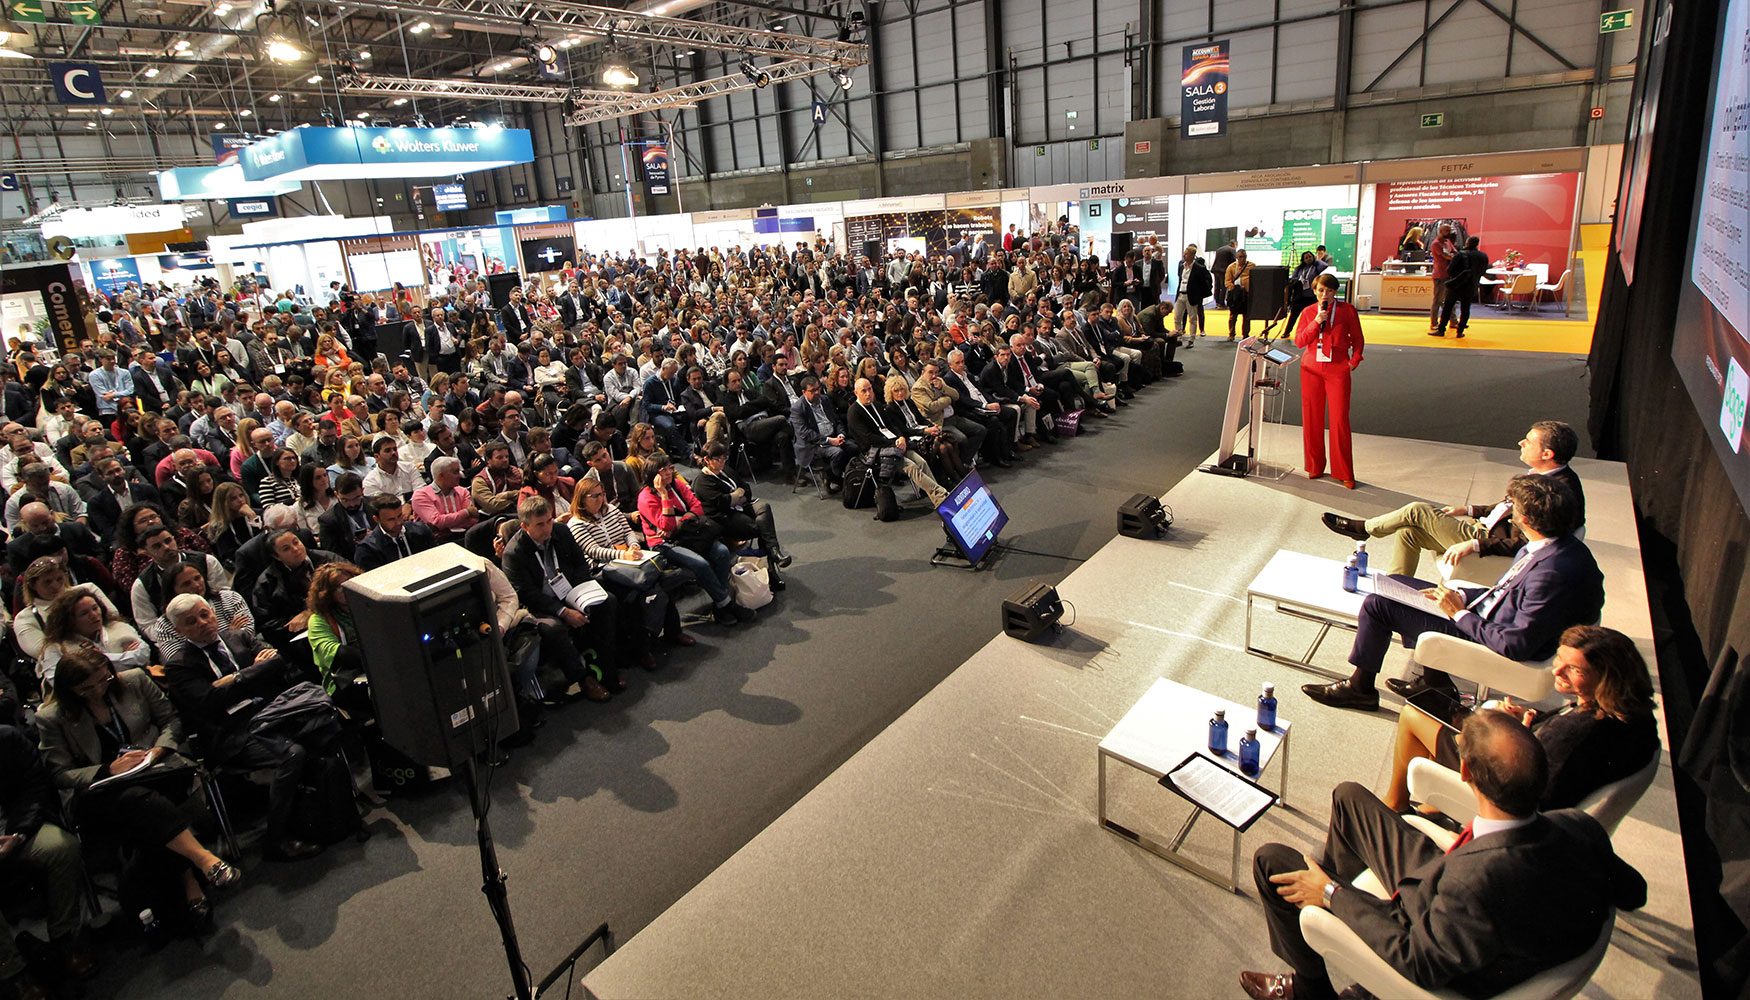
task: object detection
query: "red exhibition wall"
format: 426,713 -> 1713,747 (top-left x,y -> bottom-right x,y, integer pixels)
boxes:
1369,172 -> 1580,271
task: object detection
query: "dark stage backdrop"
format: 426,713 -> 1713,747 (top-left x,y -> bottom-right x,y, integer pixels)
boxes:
1587,1 -> 1750,995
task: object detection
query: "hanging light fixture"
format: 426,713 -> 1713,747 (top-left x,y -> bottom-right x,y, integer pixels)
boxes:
739,60 -> 769,88
601,56 -> 638,88
834,68 -> 853,91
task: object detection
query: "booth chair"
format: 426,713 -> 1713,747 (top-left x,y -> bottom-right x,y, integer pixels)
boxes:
1503,273 -> 1540,311
1403,749 -> 1662,843
1535,270 -> 1572,311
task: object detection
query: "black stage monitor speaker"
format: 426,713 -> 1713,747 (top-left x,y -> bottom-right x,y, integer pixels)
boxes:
1117,493 -> 1171,539
1002,582 -> 1064,643
1247,265 -> 1289,321
343,544 -> 519,767
1109,231 -> 1134,261
486,270 -> 523,310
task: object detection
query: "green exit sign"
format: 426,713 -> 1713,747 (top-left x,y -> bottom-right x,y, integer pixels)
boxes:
1599,9 -> 1633,32
1420,113 -> 1445,128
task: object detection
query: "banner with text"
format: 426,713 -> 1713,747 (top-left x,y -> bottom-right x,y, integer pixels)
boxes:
641,143 -> 672,197
1369,173 -> 1578,271
1181,41 -> 1229,138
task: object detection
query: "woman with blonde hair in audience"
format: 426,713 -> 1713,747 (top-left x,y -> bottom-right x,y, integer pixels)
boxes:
312,332 -> 350,370
12,555 -> 120,673
1382,624 -> 1660,815
203,482 -> 263,563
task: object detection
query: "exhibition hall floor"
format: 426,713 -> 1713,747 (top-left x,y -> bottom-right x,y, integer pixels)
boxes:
97,342 -> 1608,1000
587,430 -> 1697,1000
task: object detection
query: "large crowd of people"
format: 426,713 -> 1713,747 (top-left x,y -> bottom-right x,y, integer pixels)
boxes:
0,226 -> 1198,997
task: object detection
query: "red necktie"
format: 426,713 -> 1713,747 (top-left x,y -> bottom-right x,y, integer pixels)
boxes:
1446,824 -> 1474,854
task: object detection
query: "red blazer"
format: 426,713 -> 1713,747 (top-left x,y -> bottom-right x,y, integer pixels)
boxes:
1293,302 -> 1364,366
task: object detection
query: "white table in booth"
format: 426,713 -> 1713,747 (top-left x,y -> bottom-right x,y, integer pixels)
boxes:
1098,677 -> 1292,893
1245,549 -> 1377,678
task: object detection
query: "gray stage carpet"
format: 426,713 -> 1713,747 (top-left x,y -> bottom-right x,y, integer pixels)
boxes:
584,428 -> 1699,1000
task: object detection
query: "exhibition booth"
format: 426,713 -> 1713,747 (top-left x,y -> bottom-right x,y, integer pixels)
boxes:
66,144 -> 1589,343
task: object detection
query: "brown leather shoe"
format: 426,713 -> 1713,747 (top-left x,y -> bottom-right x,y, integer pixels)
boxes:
1240,971 -> 1299,1000
638,651 -> 659,672
61,945 -> 98,981
665,630 -> 697,647
581,677 -> 612,702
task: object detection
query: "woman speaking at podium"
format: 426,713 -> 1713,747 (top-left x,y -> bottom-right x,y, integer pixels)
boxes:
1292,272 -> 1364,488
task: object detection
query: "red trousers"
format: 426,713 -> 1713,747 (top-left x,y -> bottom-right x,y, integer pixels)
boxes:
1300,358 -> 1354,481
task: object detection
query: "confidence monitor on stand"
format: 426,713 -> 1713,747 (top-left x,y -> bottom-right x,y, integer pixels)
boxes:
931,469 -> 1010,570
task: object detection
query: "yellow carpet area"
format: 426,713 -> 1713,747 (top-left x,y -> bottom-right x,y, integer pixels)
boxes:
1198,224 -> 1611,355
1195,309 -> 1597,354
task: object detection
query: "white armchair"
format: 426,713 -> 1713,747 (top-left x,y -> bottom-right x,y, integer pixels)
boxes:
1414,631 -> 1557,703
1299,905 -> 1613,1000
1405,747 -> 1662,839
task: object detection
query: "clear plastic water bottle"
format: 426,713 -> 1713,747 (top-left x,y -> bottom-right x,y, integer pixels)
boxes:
1342,552 -> 1360,592
1238,728 -> 1261,776
1257,682 -> 1278,730
1354,540 -> 1369,577
139,908 -> 159,935
1208,708 -> 1229,755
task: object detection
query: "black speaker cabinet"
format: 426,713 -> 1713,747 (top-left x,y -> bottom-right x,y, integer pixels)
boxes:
1002,582 -> 1064,643
486,270 -> 523,310
1246,265 -> 1289,321
1117,493 -> 1166,539
344,544 -> 519,766
1109,231 -> 1134,262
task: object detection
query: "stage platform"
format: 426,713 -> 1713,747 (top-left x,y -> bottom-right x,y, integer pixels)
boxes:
585,427 -> 1699,999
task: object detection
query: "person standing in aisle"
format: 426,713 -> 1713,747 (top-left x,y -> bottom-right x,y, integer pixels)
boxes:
1224,249 -> 1254,341
1293,273 -> 1363,488
1428,225 -> 1458,335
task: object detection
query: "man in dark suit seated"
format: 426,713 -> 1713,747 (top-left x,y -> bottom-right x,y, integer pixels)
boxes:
1304,474 -> 1603,711
789,377 -> 855,488
1242,710 -> 1645,1000
1322,420 -> 1585,578
760,354 -> 804,417
129,351 -> 184,414
5,502 -> 105,578
845,377 -> 948,506
77,456 -> 163,545
316,472 -> 373,563
352,494 -> 436,571
978,343 -> 1058,449
161,593 -> 332,861
501,495 -> 633,703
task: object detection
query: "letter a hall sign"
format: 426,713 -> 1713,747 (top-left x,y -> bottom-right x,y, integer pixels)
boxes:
1181,41 -> 1229,139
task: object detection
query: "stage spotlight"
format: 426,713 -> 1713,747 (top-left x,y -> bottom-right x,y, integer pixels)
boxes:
834,69 -> 853,91
534,43 -> 557,64
602,62 -> 639,88
739,60 -> 770,88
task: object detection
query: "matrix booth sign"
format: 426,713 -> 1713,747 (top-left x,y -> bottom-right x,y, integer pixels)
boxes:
1182,41 -> 1230,138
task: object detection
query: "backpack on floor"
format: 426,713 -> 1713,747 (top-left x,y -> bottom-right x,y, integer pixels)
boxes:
1141,344 -> 1164,380
289,751 -> 366,845
873,484 -> 900,522
841,456 -> 875,509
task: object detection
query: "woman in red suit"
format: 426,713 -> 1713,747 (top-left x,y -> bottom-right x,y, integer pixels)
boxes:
1292,273 -> 1363,488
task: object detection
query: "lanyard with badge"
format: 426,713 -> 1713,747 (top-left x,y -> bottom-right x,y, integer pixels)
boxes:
860,402 -> 897,442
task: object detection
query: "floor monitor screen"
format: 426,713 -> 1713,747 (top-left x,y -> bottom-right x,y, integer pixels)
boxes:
936,470 -> 1009,566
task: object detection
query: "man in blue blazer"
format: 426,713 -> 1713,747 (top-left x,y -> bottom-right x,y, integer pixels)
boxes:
1305,474 -> 1600,712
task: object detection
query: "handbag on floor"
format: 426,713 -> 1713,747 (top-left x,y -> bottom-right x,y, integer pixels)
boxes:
729,557 -> 773,609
